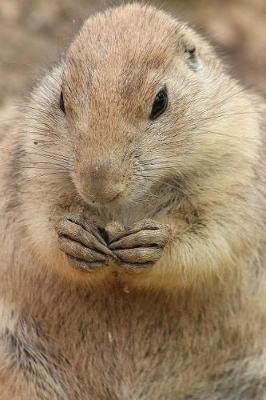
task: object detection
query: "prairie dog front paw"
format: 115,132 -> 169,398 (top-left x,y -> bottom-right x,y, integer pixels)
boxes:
56,214 -> 113,272
107,219 -> 171,272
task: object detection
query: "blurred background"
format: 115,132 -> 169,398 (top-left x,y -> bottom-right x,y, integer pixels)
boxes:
0,0 -> 265,116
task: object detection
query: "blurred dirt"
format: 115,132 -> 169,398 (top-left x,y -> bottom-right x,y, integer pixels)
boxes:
0,0 -> 265,115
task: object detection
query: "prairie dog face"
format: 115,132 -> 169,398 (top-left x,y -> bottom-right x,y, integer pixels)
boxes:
30,4 -> 257,225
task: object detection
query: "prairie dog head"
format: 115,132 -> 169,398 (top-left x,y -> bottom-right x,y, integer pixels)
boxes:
24,3 -> 259,230
63,4 -> 218,211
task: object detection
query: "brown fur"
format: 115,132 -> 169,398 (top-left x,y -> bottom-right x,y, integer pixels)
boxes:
0,3 -> 265,399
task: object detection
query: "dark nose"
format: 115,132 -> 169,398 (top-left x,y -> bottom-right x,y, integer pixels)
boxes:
83,159 -> 125,204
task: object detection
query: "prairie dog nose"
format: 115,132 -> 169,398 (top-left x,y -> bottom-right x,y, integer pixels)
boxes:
90,180 -> 125,203
82,159 -> 125,204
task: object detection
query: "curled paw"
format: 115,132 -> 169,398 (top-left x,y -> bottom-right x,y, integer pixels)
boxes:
107,219 -> 170,272
56,214 -> 113,272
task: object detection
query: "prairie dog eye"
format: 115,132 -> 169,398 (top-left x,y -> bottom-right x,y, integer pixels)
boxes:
60,91 -> 65,114
150,87 -> 168,121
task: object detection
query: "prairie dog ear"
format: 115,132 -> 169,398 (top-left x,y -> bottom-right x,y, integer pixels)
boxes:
177,27 -> 221,72
183,40 -> 198,70
177,33 -> 200,71
178,30 -> 200,71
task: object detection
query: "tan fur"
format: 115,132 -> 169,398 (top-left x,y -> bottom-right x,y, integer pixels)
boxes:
0,3 -> 265,399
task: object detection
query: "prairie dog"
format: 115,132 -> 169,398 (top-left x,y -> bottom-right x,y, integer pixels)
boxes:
0,3 -> 265,399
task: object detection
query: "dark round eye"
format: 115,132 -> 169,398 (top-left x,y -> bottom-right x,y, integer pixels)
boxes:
59,91 -> 65,114
150,87 -> 168,121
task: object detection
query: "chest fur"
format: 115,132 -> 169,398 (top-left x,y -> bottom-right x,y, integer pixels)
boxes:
25,284 -> 258,399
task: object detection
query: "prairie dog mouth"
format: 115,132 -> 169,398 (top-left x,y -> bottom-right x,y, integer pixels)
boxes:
74,176 -> 179,228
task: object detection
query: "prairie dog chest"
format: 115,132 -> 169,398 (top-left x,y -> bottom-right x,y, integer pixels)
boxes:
38,285 -> 191,398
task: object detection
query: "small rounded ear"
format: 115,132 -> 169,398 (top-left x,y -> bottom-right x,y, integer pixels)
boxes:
177,26 -> 224,73
184,44 -> 196,62
183,39 -> 198,71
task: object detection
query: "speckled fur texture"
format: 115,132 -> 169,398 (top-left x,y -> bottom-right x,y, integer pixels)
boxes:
0,3 -> 265,399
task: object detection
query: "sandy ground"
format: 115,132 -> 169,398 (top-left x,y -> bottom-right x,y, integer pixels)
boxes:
0,0 -> 265,116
